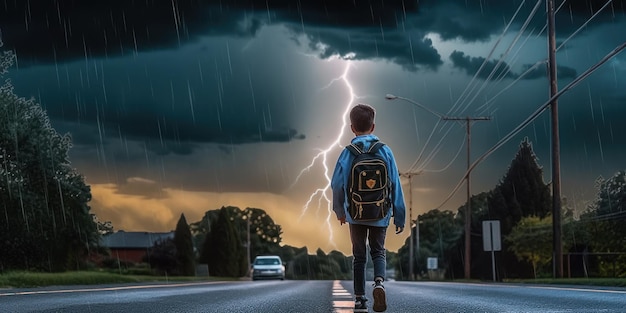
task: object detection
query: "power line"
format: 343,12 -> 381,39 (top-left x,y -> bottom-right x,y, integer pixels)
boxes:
580,210 -> 626,222
405,0 -> 542,176
433,41 -> 626,212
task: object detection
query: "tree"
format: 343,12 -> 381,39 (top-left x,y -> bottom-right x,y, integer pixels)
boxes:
328,250 -> 352,276
425,139 -> 552,280
505,216 -> 553,278
489,138 -> 552,234
198,207 -> 245,277
174,213 -> 195,276
578,171 -> 626,277
310,248 -> 344,280
92,214 -> 114,235
191,206 -> 283,266
416,209 -> 462,276
0,48 -> 99,272
485,138 -> 552,279
189,207 -> 229,250
588,171 -> 626,219
242,207 -> 283,258
395,206 -> 466,280
290,248 -> 314,280
452,191 -> 491,280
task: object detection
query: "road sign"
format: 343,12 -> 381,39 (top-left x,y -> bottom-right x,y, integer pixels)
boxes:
427,257 -> 438,270
482,220 -> 501,282
482,220 -> 501,251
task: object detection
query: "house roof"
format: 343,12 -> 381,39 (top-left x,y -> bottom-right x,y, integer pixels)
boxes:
101,231 -> 174,249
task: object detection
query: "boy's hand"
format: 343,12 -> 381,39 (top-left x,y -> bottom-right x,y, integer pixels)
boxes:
395,226 -> 404,234
339,217 -> 346,225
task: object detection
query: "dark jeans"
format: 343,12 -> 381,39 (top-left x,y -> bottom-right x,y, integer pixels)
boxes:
349,223 -> 387,296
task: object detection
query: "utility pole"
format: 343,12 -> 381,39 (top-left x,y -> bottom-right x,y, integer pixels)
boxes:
547,0 -> 563,278
443,116 -> 490,279
400,171 -> 422,280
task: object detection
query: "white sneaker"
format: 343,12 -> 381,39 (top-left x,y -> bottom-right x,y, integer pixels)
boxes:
372,280 -> 386,312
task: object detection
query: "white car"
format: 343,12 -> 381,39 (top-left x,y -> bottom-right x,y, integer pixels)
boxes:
252,255 -> 285,280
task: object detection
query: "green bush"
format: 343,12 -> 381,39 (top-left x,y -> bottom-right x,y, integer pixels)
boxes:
0,271 -> 139,288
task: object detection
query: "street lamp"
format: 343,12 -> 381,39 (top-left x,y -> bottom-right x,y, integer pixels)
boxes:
385,94 -> 444,119
387,93 -> 443,281
386,94 -> 490,280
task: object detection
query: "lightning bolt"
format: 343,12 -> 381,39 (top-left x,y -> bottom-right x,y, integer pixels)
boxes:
292,60 -> 356,246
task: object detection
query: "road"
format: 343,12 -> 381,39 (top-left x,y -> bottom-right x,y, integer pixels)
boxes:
1,280 -> 625,312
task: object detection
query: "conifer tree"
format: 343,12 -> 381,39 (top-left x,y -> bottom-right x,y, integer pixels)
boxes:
489,138 -> 551,235
486,138 -> 552,279
199,207 -> 244,277
174,213 -> 195,276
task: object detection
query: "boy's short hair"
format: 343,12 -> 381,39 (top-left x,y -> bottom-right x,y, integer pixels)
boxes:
350,104 -> 375,133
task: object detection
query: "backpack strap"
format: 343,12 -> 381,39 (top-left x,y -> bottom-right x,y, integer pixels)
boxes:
346,141 -> 385,155
346,143 -> 364,156
367,141 -> 385,154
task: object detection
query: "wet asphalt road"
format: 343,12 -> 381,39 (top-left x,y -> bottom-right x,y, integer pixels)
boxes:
1,279 -> 625,312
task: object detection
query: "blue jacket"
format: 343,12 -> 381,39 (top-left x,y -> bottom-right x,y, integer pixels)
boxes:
331,134 -> 406,228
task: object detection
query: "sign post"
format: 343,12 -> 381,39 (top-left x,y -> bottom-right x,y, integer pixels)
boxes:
482,220 -> 501,282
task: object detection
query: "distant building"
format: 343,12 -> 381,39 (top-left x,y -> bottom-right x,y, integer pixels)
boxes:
101,230 -> 174,263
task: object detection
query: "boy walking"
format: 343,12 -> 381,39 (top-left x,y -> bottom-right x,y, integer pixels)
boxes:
331,103 -> 406,312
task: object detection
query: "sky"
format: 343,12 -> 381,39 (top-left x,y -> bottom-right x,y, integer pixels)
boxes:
1,0 -> 625,255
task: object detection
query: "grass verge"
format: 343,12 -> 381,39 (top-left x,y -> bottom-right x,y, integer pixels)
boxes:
0,271 -> 232,288
507,277 -> 626,287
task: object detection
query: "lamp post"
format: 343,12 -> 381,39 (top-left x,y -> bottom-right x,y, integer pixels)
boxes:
387,94 -> 441,281
386,94 -> 490,279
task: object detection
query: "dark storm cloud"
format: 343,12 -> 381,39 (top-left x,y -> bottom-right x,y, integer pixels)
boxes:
0,0 -> 425,68
0,0 -> 443,70
520,63 -> 578,80
449,50 -> 514,79
296,27 -> 442,71
414,1 -> 511,42
0,1 -> 256,67
2,0 -> 623,70
450,50 -> 577,80
417,0 -> 626,42
109,109 -> 303,147
50,117 -> 198,156
43,94 -> 305,155
0,0 -> 618,154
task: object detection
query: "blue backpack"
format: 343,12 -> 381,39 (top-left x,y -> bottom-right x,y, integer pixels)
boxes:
346,141 -> 391,221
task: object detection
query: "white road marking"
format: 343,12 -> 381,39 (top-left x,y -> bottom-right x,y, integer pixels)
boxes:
332,280 -> 354,312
